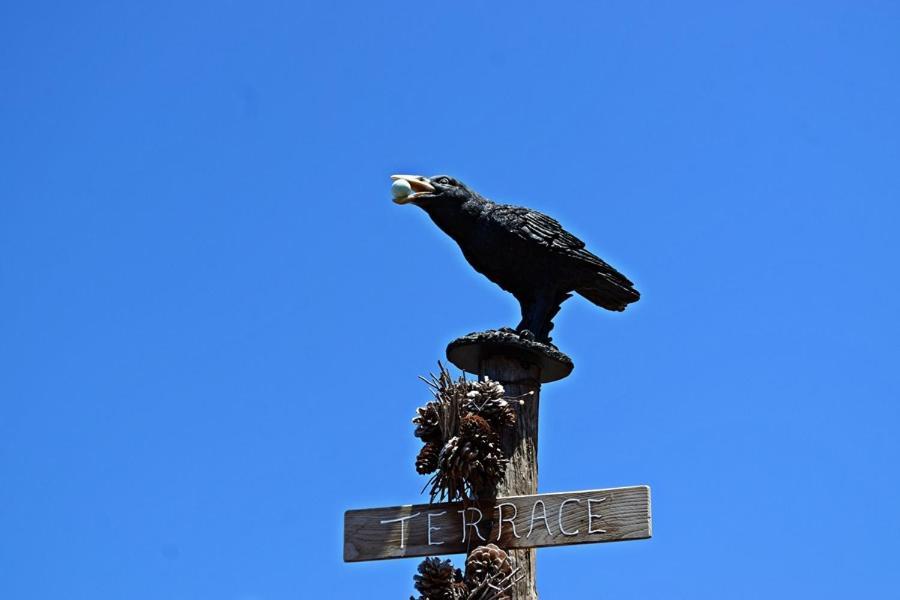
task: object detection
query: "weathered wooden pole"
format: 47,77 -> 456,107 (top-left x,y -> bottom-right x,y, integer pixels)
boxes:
448,329 -> 574,600
482,355 -> 541,599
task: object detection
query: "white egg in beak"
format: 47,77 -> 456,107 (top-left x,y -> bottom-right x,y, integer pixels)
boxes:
391,178 -> 413,200
390,174 -> 435,204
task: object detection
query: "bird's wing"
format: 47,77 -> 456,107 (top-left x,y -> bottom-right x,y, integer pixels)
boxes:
498,205 -> 635,287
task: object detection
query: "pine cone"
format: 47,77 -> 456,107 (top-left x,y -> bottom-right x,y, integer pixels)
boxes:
464,381 -> 517,430
460,414 -> 494,439
464,449 -> 505,498
416,441 -> 440,475
413,557 -> 467,600
448,580 -> 469,600
461,414 -> 505,495
432,432 -> 506,501
432,436 -> 469,501
468,379 -> 505,403
465,544 -> 513,595
413,402 -> 442,443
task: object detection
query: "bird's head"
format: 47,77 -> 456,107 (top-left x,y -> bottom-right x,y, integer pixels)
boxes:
390,174 -> 475,209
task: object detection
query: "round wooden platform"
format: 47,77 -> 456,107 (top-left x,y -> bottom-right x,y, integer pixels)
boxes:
446,329 -> 574,383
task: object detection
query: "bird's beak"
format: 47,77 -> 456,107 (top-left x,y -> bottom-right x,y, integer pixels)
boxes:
391,174 -> 435,204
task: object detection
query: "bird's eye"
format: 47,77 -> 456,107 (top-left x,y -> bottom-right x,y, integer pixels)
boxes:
437,177 -> 452,185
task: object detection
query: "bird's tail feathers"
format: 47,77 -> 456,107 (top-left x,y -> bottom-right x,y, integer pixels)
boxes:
576,274 -> 640,312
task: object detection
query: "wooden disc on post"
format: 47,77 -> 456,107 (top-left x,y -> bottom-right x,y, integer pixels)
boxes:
446,329 -> 574,384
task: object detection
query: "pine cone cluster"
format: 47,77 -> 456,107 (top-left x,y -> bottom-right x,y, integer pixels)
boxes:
412,364 -> 523,502
411,547 -> 515,600
411,557 -> 467,600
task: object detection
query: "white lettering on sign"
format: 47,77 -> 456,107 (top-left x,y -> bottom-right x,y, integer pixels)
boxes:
375,496 -> 616,546
427,511 -> 446,546
526,500 -> 553,538
379,512 -> 421,549
588,498 -> 607,534
496,502 -> 521,540
558,498 -> 582,536
458,507 -> 487,543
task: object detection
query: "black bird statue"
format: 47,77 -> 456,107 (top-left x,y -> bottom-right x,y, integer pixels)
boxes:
391,174 -> 639,344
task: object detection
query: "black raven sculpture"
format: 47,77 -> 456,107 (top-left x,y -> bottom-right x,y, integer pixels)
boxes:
392,174 -> 640,344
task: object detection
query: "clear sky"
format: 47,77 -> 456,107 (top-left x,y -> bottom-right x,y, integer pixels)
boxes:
2,2 -> 899,598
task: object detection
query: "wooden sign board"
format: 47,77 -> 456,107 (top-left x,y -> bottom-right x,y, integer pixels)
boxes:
344,485 -> 651,562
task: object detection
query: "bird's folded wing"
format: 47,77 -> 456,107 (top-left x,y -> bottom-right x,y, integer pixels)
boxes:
501,206 -> 635,287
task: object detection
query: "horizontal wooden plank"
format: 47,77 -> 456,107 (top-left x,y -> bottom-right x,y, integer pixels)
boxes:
344,485 -> 651,562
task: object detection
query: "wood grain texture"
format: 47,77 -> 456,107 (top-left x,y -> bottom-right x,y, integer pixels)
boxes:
343,485 -> 651,563
482,355 -> 541,599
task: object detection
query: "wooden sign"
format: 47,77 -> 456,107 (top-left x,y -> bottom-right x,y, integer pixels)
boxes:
344,485 -> 651,562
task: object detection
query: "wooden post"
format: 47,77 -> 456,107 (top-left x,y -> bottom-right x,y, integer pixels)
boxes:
479,355 -> 542,600
447,329 -> 573,600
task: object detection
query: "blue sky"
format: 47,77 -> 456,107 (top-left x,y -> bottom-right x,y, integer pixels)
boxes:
2,1 -> 899,598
